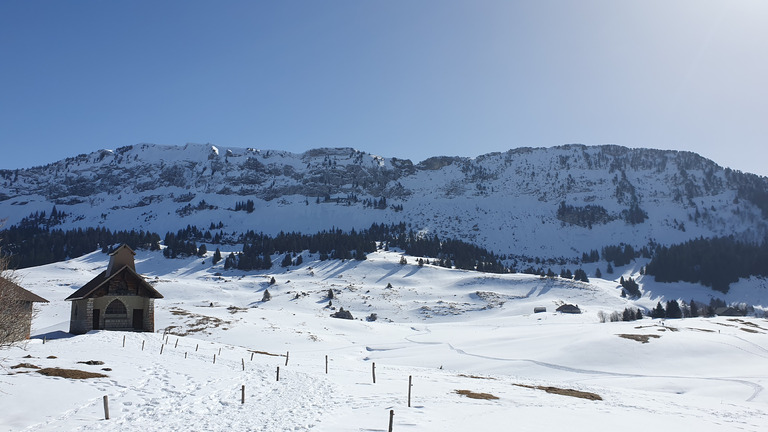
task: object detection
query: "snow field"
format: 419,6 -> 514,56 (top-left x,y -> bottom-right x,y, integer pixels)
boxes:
2,249 -> 768,431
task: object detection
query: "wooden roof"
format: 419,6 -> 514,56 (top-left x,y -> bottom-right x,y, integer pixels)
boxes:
1,277 -> 49,303
65,265 -> 163,301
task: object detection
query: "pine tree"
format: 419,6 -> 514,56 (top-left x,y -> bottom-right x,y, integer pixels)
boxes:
665,300 -> 683,318
651,302 -> 666,319
594,267 -> 602,278
690,298 -> 699,317
212,248 -> 222,265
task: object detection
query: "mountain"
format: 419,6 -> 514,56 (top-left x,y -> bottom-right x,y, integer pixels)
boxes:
2,143 -> 768,262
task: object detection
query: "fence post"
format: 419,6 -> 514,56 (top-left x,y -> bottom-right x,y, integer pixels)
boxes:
185,352 -> 187,359
242,358 -> 245,371
122,335 -> 125,348
325,355 -> 328,374
388,409 -> 394,432
276,366 -> 280,381
250,352 -> 254,361
141,340 -> 145,351
174,339 -> 178,349
196,343 -> 199,352
285,351 -> 289,366
408,376 -> 412,407
103,395 -> 110,420
241,385 -> 245,404
218,347 -> 221,356
160,344 -> 164,355
213,354 -> 216,364
372,362 -> 376,384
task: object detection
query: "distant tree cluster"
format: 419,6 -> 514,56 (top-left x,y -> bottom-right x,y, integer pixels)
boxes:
619,276 -> 641,298
601,244 -> 638,267
598,308 -> 642,322
531,267 -> 589,282
581,249 -> 600,263
0,210 -> 160,268
556,202 -> 613,228
651,300 -> 683,319
646,236 -> 768,293
621,202 -> 648,225
162,231 -> 206,259
234,199 -> 255,213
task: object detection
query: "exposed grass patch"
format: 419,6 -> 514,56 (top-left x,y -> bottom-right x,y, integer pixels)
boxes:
36,368 -> 108,379
46,355 -> 58,359
78,360 -> 104,365
618,334 -> 661,344
515,384 -> 602,401
729,319 -> 767,331
248,350 -> 283,357
740,327 -> 759,334
165,308 -> 231,336
10,363 -> 40,369
690,328 -> 715,333
227,306 -> 248,314
455,389 -> 499,400
458,374 -> 497,380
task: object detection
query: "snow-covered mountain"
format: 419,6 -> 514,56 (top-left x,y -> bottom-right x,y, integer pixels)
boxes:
2,143 -> 767,260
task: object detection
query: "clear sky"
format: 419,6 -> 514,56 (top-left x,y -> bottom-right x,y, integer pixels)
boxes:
1,1 -> 767,176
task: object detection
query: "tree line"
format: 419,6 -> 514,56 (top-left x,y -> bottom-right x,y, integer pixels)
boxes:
645,236 -> 768,293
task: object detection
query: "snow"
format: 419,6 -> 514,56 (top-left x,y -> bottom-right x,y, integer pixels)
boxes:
2,143 -> 766,263
3,250 -> 768,431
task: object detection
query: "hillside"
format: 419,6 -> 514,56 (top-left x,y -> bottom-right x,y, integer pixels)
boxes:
2,249 -> 768,431
2,144 -> 767,262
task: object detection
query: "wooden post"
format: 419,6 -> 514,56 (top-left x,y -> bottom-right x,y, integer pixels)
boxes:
250,352 -> 254,361
241,385 -> 245,404
408,376 -> 412,408
122,335 -> 125,347
242,358 -> 245,371
174,339 -> 178,349
160,344 -> 164,355
43,336 -> 46,344
276,366 -> 280,381
372,362 -> 376,384
185,352 -> 187,359
103,395 -> 110,420
218,347 -> 221,355
325,355 -> 328,374
285,351 -> 289,366
141,340 -> 145,351
388,409 -> 394,432
213,354 -> 216,364
196,343 -> 199,352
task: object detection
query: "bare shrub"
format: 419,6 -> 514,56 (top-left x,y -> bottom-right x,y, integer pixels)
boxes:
1,248 -> 38,346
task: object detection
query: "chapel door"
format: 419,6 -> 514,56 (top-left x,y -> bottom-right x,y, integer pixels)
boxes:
133,309 -> 144,331
92,309 -> 100,330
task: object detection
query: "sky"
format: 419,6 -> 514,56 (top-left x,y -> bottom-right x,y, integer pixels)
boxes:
1,0 -> 767,176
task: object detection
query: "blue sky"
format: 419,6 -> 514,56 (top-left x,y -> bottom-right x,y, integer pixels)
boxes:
2,0 -> 767,176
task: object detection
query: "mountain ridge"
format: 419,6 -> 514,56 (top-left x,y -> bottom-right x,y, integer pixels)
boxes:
2,143 -> 767,261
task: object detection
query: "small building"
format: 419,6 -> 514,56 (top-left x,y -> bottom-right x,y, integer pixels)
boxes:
66,245 -> 163,334
715,306 -> 744,317
0,277 -> 48,343
556,304 -> 581,314
534,307 -> 547,313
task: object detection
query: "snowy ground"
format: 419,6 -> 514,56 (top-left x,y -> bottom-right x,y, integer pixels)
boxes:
2,249 -> 768,431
